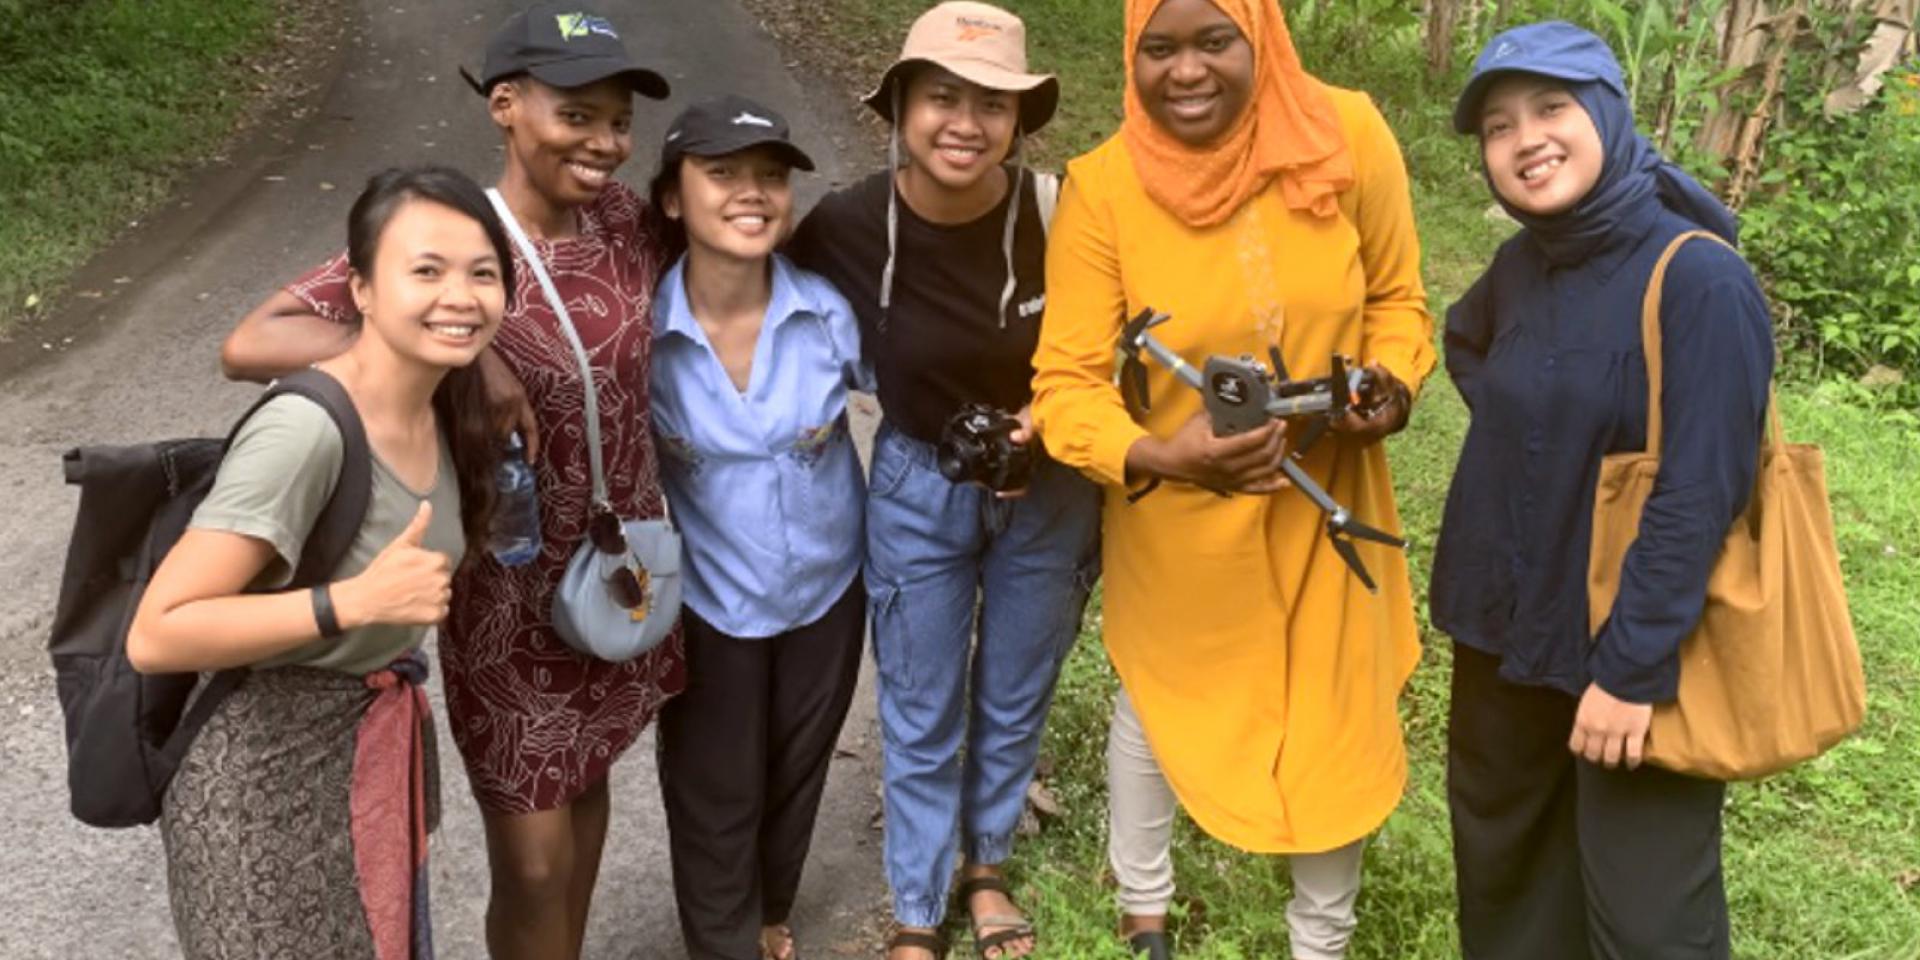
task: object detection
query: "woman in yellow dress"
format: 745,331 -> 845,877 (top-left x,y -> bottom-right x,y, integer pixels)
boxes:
1029,0 -> 1433,956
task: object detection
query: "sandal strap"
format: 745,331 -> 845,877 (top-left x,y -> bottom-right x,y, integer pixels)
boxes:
889,930 -> 948,957
1128,930 -> 1173,960
955,874 -> 1011,901
971,915 -> 1033,934
975,924 -> 1035,957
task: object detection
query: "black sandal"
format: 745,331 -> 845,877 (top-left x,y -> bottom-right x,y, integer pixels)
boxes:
1128,930 -> 1173,959
955,874 -> 1036,959
887,929 -> 948,959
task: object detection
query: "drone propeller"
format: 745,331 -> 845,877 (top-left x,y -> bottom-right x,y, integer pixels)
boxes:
1330,534 -> 1380,594
1122,355 -> 1152,416
1337,514 -> 1406,548
1329,354 -> 1351,418
1119,309 -> 1161,417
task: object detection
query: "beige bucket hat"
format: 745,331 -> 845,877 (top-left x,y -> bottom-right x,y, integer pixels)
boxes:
862,1 -> 1059,134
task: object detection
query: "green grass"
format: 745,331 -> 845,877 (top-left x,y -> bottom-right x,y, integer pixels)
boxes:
0,0 -> 280,330
792,3 -> 1920,956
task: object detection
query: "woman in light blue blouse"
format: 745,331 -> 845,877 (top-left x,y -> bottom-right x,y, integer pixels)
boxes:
645,95 -> 865,960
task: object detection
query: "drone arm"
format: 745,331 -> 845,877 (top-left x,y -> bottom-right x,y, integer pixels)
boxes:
1137,332 -> 1206,391
1278,458 -> 1340,514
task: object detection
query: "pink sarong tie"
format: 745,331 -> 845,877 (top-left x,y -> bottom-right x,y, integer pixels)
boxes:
351,654 -> 434,960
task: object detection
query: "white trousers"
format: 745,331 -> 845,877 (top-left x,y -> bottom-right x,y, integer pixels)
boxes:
1107,689 -> 1366,960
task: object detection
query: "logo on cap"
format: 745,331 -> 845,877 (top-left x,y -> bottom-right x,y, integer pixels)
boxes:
556,13 -> 619,42
731,112 -> 776,128
955,16 -> 1004,42
1491,40 -> 1520,61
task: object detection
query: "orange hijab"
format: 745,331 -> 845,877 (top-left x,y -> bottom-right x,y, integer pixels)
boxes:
1122,0 -> 1353,227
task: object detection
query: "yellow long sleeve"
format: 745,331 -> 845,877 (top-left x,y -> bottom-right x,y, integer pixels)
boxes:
1032,168 -> 1147,488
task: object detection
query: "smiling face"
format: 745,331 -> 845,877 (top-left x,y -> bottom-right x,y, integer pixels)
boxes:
896,65 -> 1018,193
664,147 -> 795,263
1133,0 -> 1255,147
1478,74 -> 1605,217
492,76 -> 634,207
349,198 -> 506,368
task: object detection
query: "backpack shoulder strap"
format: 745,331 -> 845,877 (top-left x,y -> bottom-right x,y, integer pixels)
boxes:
240,368 -> 373,586
1035,171 -> 1062,237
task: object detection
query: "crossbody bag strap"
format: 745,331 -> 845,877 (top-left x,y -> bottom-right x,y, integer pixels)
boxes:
1637,229 -> 1779,454
486,188 -> 611,507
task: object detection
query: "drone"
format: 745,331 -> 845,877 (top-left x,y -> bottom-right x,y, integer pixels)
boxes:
1118,307 -> 1406,593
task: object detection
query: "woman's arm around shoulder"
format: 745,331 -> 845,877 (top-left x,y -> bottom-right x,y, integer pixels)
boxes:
221,254 -> 360,383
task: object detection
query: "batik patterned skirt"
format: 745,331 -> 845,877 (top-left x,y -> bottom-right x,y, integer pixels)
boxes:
159,657 -> 440,959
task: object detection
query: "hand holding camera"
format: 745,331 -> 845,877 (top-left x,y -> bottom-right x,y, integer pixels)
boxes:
937,404 -> 1036,495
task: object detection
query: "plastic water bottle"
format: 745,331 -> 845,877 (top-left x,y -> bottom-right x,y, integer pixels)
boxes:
489,432 -> 541,567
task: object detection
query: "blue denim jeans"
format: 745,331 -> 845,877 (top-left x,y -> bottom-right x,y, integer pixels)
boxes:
865,421 -> 1102,928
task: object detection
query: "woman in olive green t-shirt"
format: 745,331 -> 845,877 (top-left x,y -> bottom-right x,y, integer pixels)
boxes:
126,166 -> 507,957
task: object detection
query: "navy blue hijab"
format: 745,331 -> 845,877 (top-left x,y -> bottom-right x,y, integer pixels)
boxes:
1456,22 -> 1737,265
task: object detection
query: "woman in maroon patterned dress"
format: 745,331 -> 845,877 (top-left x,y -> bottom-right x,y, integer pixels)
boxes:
220,6 -> 683,958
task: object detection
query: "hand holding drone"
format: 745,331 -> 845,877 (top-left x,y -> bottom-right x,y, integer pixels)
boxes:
1118,307 -> 1408,593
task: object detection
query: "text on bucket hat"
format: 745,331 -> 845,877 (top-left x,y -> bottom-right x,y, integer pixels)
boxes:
862,1 -> 1059,134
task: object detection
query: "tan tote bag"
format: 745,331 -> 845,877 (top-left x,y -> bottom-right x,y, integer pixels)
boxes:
1586,230 -> 1865,781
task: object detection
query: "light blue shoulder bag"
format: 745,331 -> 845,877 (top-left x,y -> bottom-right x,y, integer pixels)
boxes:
486,189 -> 682,661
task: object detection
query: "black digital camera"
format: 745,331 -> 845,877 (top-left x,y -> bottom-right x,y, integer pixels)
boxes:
936,404 -> 1034,492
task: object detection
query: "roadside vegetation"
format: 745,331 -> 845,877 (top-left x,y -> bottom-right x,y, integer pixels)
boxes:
0,0 -> 281,332
763,0 -> 1920,956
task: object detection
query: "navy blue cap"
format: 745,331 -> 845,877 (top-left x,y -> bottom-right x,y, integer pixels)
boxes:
466,3 -> 669,100
1453,21 -> 1626,134
661,95 -> 816,172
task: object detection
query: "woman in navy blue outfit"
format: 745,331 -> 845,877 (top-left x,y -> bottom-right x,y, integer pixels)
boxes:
1431,23 -> 1773,960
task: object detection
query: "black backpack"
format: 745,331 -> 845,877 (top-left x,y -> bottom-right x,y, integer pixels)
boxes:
49,368 -> 371,827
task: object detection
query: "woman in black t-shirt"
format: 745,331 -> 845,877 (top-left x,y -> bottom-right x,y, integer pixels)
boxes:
784,4 -> 1099,959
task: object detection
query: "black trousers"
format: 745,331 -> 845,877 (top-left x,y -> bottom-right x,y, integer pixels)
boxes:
1448,642 -> 1730,960
657,579 -> 867,960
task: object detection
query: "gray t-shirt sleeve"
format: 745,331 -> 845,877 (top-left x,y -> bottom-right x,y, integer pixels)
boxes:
189,394 -> 343,589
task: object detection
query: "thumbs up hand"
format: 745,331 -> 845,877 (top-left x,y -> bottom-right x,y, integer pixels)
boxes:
331,501 -> 453,630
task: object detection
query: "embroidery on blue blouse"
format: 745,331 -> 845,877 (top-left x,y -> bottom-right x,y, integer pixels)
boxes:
789,418 -> 844,468
658,431 -> 704,476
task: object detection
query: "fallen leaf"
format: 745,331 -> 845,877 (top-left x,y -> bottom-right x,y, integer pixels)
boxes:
23,293 -> 38,309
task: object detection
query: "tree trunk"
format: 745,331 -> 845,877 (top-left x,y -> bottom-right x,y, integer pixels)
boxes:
1426,0 -> 1468,78
1725,5 -> 1809,209
1698,0 -> 1779,163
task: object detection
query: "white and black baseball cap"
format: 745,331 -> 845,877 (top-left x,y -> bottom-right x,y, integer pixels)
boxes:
660,95 -> 815,172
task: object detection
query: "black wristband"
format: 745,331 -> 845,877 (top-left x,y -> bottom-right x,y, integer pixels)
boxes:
311,584 -> 344,638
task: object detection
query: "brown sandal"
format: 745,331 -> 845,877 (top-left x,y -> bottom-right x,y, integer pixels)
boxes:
956,874 -> 1036,959
887,928 -> 949,959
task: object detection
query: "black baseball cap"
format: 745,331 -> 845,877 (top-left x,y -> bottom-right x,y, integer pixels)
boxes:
465,3 -> 669,100
660,95 -> 815,172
